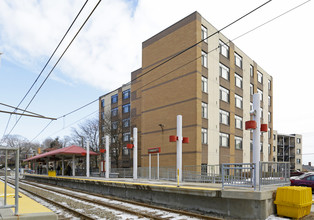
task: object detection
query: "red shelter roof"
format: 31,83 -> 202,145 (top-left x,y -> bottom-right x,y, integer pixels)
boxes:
24,145 -> 98,162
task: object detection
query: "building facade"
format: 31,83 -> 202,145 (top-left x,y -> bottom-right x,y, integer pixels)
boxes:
99,12 -> 273,170
273,131 -> 302,171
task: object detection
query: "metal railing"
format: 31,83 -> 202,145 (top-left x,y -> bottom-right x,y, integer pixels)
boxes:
222,163 -> 256,190
259,162 -> 290,190
0,147 -> 19,215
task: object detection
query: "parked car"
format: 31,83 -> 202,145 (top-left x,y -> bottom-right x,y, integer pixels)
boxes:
290,170 -> 304,177
290,172 -> 314,191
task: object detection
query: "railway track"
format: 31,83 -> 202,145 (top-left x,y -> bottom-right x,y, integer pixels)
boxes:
4,177 -> 222,219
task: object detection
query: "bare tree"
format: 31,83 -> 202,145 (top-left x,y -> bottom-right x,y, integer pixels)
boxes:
101,110 -> 127,168
71,118 -> 99,152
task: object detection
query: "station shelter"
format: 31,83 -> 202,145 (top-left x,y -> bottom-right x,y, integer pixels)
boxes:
23,145 -> 98,177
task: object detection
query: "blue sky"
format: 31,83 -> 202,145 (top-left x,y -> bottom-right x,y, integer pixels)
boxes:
0,0 -> 313,164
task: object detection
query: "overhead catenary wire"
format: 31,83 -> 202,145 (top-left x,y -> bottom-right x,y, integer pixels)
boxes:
4,0 -> 102,138
27,1 -> 273,141
1,0 -> 89,140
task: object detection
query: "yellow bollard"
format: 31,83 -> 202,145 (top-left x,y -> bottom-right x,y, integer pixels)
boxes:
177,169 -> 180,187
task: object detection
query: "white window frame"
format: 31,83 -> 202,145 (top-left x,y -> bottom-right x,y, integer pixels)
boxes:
235,94 -> 243,109
122,104 -> 130,113
235,136 -> 243,150
202,51 -> 207,68
123,132 -> 130,142
235,73 -> 242,88
257,71 -> 263,83
268,96 -> 271,106
112,121 -> 118,130
201,25 -> 208,43
268,112 -> 271,123
202,128 -> 208,144
250,84 -> 254,95
201,76 -> 208,93
219,40 -> 229,58
202,102 -> 208,119
219,109 -> 230,125
219,86 -> 229,103
268,128 -> 271,139
220,133 -> 229,147
234,52 -> 242,68
268,80 -> 271,90
219,63 -> 229,80
250,102 -> 253,111
123,118 -> 130,128
250,65 -> 254,77
111,107 -> 118,117
123,89 -> 130,99
235,115 -> 243,129
257,89 -> 263,101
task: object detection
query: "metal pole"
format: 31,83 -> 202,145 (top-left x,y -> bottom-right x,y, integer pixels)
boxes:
157,153 -> 159,180
253,93 -> 261,186
105,135 -> 109,178
177,115 -> 182,182
4,149 -> 7,205
149,154 -> 151,180
61,156 -> 64,176
86,141 -> 90,177
222,164 -> 225,190
15,148 -> 19,215
72,155 -> 75,176
133,127 -> 138,180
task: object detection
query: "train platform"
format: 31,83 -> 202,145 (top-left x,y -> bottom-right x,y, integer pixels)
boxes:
24,174 -> 280,219
0,179 -> 57,220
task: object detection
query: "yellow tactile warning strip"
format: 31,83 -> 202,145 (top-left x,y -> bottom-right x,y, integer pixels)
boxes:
27,174 -> 220,191
0,180 -> 53,214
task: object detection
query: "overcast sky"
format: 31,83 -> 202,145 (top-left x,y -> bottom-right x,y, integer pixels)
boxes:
0,0 -> 313,164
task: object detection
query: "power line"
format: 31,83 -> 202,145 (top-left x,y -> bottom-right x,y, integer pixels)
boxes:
5,0 -> 102,138
0,102 -> 44,116
27,1 -> 272,142
1,0 -> 89,139
0,110 -> 56,120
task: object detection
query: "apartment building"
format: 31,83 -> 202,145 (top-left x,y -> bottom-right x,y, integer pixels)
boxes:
99,12 -> 273,170
99,83 -> 132,168
273,131 -> 302,171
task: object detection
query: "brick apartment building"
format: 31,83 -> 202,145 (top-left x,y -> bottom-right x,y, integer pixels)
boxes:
99,11 -> 273,170
273,131 -> 302,171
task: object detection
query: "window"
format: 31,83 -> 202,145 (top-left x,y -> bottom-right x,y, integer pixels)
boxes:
123,132 -> 130,142
101,112 -> 104,120
235,115 -> 242,129
268,96 -> 271,106
296,159 -> 301,164
273,134 -> 276,140
273,146 -> 276,152
235,73 -> 242,88
202,102 -> 208,119
202,76 -> 208,93
202,51 -> 207,68
101,99 -> 105,108
260,108 -> 263,119
202,128 -> 208,144
268,128 -> 271,139
219,86 -> 229,102
111,107 -> 118,117
268,80 -> 271,90
234,53 -> 242,68
250,65 -> 254,77
297,149 -> 301,154
235,94 -> 243,109
250,102 -> 253,111
268,112 -> 271,123
219,109 -> 230,125
273,157 -> 276,162
123,89 -> 130,99
257,89 -> 263,101
235,137 -> 242,150
268,144 -> 271,155
219,40 -> 229,58
219,63 -> 229,80
123,118 -> 130,128
112,121 -> 118,130
257,71 -> 263,83
220,133 -> 229,147
297,138 -> 301,143
201,25 -> 207,43
122,147 -> 129,156
260,143 -> 263,152
250,140 -> 253,151
111,94 -> 118,104
122,104 -> 130,113
250,84 -> 254,95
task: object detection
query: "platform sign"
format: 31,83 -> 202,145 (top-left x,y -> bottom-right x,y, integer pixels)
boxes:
148,147 -> 161,154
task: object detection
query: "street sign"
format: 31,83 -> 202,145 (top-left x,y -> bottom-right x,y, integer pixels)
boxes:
148,147 -> 161,154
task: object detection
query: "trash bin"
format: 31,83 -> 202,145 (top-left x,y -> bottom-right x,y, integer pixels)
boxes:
274,186 -> 312,219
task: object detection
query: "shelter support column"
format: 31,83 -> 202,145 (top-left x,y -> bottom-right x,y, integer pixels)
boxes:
72,155 -> 75,176
62,156 -> 64,176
